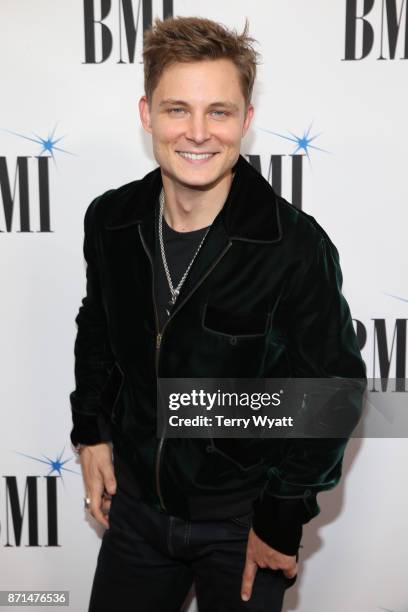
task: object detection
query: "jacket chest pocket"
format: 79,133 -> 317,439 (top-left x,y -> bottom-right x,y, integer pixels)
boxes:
202,303 -> 270,341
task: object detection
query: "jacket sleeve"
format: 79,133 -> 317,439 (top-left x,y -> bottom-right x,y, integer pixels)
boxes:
251,233 -> 367,555
69,195 -> 115,447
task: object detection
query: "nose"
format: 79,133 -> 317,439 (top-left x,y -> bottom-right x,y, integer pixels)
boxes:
185,112 -> 210,144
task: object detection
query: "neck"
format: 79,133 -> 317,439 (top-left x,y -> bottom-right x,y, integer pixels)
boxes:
160,170 -> 234,232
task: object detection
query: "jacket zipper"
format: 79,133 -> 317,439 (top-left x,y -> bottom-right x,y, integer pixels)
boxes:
138,223 -> 232,512
138,225 -> 167,510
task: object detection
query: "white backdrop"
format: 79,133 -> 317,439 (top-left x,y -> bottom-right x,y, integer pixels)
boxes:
1,1 -> 407,611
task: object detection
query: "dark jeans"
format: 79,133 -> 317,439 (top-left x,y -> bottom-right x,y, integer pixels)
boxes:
88,460 -> 297,612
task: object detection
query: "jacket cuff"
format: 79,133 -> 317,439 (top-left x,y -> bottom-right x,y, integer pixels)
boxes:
70,411 -> 112,446
251,492 -> 312,556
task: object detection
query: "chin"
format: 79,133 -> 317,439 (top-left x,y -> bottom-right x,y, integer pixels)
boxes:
180,171 -> 226,189
166,164 -> 218,186
177,177 -> 218,190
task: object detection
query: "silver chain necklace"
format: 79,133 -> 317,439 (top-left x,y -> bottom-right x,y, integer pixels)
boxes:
159,187 -> 210,316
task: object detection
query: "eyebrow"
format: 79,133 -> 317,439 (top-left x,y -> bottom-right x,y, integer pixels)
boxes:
158,98 -> 239,111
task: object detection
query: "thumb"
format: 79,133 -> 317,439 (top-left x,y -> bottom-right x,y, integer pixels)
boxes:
101,462 -> 117,496
241,557 -> 257,602
283,562 -> 298,580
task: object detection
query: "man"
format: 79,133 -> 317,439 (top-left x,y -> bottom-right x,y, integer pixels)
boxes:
69,16 -> 366,612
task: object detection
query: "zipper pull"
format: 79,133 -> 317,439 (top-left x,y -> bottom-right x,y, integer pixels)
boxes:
156,333 -> 162,349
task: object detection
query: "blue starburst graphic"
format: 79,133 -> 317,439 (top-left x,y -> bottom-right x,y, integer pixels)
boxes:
15,447 -> 80,483
256,121 -> 329,163
2,122 -> 76,164
384,293 -> 408,303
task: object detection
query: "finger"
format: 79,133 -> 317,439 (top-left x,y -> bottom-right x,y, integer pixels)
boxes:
88,482 -> 109,528
90,499 -> 109,528
100,498 -> 112,524
282,561 -> 298,580
101,462 -> 117,496
241,558 -> 258,602
101,495 -> 112,514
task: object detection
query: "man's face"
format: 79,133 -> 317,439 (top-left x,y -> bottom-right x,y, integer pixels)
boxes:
139,58 -> 254,190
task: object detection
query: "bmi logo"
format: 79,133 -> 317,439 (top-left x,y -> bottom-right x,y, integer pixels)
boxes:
249,123 -> 329,210
355,294 -> 407,390
1,448 -> 78,547
344,0 -> 408,60
0,125 -> 73,233
83,0 -> 174,63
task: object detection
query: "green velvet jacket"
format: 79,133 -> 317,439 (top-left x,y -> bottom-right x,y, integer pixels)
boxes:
69,154 -> 366,555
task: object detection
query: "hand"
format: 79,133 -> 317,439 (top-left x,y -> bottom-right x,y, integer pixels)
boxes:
79,443 -> 117,528
241,527 -> 298,602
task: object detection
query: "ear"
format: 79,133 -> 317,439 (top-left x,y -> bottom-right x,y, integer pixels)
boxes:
242,103 -> 254,137
139,95 -> 152,133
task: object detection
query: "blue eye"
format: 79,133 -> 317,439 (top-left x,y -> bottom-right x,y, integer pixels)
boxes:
168,108 -> 185,114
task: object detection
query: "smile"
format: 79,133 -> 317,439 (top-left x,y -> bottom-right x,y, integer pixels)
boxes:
177,151 -> 217,161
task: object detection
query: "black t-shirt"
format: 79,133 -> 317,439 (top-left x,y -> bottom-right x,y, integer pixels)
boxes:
154,199 -> 210,331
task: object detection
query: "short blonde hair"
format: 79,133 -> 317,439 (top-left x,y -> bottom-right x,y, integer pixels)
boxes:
143,16 -> 260,108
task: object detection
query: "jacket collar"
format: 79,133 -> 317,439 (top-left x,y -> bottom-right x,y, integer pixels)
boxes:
104,154 -> 282,244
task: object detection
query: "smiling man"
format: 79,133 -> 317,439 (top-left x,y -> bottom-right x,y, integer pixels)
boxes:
69,16 -> 366,612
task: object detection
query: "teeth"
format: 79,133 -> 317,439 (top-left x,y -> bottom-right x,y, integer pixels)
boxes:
178,152 -> 214,160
